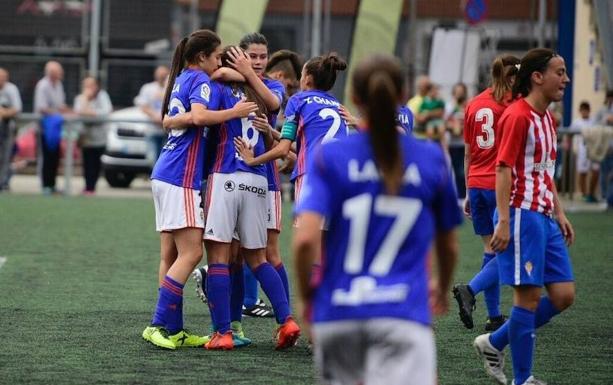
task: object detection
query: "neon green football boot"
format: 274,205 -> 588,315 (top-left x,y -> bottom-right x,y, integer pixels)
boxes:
168,329 -> 209,348
143,326 -> 176,350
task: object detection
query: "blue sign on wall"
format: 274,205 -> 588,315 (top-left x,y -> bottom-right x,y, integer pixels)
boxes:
465,0 -> 488,25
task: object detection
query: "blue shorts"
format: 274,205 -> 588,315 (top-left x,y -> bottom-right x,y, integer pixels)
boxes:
468,188 -> 496,236
494,208 -> 574,287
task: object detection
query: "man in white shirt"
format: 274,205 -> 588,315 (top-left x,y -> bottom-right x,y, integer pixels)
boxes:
0,68 -> 22,191
134,65 -> 168,160
34,61 -> 72,195
571,101 -> 598,202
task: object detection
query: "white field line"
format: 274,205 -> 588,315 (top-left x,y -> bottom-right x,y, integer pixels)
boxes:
0,256 -> 6,271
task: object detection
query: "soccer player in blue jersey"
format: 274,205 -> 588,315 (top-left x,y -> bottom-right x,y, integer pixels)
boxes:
192,37 -> 292,319
142,30 -> 258,350
200,51 -> 301,350
237,33 -> 288,319
235,51 -> 348,205
293,54 -> 461,385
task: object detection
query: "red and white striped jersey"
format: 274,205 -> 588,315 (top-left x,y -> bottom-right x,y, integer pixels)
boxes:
497,99 -> 557,216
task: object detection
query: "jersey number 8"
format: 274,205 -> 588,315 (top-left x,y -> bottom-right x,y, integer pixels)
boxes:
240,117 -> 260,147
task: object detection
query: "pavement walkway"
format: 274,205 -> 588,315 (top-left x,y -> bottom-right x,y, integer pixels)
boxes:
3,174 -> 610,213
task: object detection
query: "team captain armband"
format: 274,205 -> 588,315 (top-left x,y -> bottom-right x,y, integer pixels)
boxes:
281,120 -> 298,141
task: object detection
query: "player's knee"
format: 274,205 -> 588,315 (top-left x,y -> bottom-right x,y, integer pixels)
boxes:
266,245 -> 281,265
182,249 -> 203,266
551,291 -> 575,311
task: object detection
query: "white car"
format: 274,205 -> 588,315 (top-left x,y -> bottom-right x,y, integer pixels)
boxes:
101,107 -> 160,188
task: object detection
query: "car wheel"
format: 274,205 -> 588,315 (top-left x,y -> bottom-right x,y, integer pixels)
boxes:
104,170 -> 135,188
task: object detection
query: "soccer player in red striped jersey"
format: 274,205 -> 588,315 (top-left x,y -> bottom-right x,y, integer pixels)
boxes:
452,55 -> 519,332
473,48 -> 575,385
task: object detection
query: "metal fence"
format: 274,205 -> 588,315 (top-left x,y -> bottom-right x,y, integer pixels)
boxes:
14,113 -> 160,196
11,113 -> 586,199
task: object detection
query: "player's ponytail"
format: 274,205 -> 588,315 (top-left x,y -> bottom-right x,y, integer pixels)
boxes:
352,55 -> 404,195
162,29 -> 221,118
162,37 -> 188,118
305,52 -> 347,91
491,54 -> 520,103
513,48 -> 557,99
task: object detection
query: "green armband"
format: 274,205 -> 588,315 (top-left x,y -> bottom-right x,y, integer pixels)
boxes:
280,121 -> 297,141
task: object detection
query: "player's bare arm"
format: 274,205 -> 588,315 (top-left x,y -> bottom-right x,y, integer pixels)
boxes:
491,164 -> 512,252
552,182 -> 575,246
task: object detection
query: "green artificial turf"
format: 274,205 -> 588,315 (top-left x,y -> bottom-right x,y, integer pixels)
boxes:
0,195 -> 611,384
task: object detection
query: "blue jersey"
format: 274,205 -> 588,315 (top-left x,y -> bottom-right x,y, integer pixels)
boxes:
397,104 -> 414,134
296,132 -> 462,325
263,77 -> 285,191
282,90 -> 348,181
151,69 -> 220,189
210,82 -> 266,177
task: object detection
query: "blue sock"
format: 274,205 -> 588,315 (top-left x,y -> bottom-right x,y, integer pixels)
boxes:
508,306 -> 536,385
489,296 -> 561,351
489,319 -> 509,351
230,263 -> 244,323
253,262 -> 290,324
243,267 -> 259,308
207,264 -> 231,333
481,254 -> 502,318
468,253 -> 498,296
274,262 -> 290,306
151,275 -> 184,334
534,296 -> 559,327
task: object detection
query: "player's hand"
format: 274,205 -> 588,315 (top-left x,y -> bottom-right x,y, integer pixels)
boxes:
463,197 -> 471,219
339,105 -> 359,127
227,46 -> 254,77
278,157 -> 295,174
233,137 -> 255,165
490,220 -> 510,252
557,214 -> 575,246
429,279 -> 449,316
232,98 -> 258,119
251,115 -> 272,134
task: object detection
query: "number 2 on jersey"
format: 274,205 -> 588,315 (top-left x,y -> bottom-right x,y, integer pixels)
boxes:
476,107 -> 494,149
320,108 -> 345,144
343,193 -> 422,276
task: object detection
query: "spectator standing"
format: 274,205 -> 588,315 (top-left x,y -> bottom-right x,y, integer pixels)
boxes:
73,76 -> 113,195
446,82 -> 468,198
134,65 -> 169,160
595,90 -> 613,208
0,68 -> 22,191
34,61 -> 71,195
571,101 -> 598,202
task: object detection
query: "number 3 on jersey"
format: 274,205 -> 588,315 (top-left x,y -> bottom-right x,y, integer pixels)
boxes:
343,193 -> 422,276
476,107 -> 494,149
